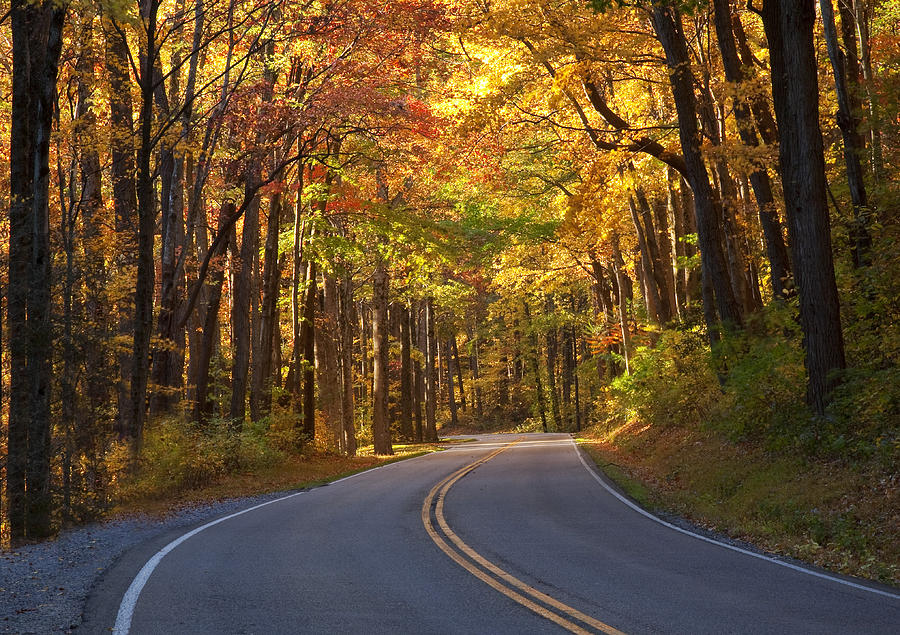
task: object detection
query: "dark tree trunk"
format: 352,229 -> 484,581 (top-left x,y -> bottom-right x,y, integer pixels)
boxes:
424,299 -> 438,442
651,4 -> 743,336
629,194 -> 664,323
760,0 -> 847,414
128,0 -> 162,460
451,336 -> 466,412
445,340 -> 459,427
820,0 -> 872,267
545,297 -> 561,428
251,194 -> 283,420
300,260 -> 317,442
399,304 -> 414,441
467,327 -> 484,419
8,0 -> 66,539
611,234 -> 633,374
371,260 -> 393,454
317,273 -> 341,448
193,203 -> 233,425
228,180 -> 259,427
711,0 -> 792,298
339,273 -> 357,456
104,18 -> 138,440
523,302 -> 548,432
414,306 -> 424,443
7,0 -> 38,542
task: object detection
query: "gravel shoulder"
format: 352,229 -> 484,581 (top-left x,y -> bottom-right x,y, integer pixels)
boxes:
0,490 -> 295,634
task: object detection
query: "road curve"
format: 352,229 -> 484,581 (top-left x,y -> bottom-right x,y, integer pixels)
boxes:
84,433 -> 899,634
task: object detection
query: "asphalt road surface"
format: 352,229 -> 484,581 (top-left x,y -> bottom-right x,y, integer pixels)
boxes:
84,433 -> 900,634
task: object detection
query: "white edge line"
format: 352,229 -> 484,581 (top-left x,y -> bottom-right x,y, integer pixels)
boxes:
570,438 -> 900,601
112,450 -> 435,634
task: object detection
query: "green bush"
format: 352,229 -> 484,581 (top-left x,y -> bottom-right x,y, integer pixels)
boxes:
122,415 -> 284,501
604,328 -> 719,429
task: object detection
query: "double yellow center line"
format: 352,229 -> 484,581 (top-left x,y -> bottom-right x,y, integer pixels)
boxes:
421,440 -> 625,635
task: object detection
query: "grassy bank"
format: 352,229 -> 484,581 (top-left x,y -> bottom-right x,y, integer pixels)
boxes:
577,421 -> 898,586
111,419 -> 446,519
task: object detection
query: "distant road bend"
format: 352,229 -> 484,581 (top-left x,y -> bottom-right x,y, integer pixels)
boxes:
86,433 -> 899,634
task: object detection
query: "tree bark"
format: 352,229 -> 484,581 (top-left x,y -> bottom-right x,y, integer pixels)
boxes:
445,340 -> 459,427
193,203 -> 233,425
651,4 -> 743,336
371,259 -> 393,454
424,298 -> 438,442
128,0 -> 162,460
760,0 -> 846,414
711,0 -> 792,298
399,303 -> 414,440
820,0 -> 872,267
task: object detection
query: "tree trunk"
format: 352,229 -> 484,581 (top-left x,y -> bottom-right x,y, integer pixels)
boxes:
760,0 -> 847,414
651,4 -> 743,336
545,297 -> 561,428
611,234 -> 633,374
104,18 -> 139,442
445,340 -> 459,427
317,272 -> 342,448
128,0 -> 162,460
399,303 -> 414,440
371,259 -> 393,454
228,180 -> 259,427
7,0 -> 38,542
413,304 -> 425,442
424,299 -> 438,442
298,260 -> 317,443
193,203 -> 233,425
523,302 -> 548,432
251,194 -> 283,420
339,273 -> 357,455
711,0 -> 792,298
451,336 -> 466,412
820,0 -> 872,267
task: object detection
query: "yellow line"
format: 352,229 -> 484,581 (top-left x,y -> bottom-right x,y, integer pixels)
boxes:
422,440 -> 625,635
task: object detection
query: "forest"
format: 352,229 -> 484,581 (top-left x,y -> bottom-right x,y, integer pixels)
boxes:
0,0 -> 897,562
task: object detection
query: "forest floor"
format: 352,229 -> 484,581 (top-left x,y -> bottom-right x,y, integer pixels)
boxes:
576,421 -> 899,588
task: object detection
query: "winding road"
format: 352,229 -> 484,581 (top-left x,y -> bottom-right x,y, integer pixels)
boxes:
84,433 -> 899,634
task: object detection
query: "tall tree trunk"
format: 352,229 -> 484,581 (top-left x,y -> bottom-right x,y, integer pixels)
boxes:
371,259 -> 393,454
193,203 -> 233,425
8,0 -> 66,539
129,0 -> 162,460
651,4 -> 743,337
760,0 -> 846,414
711,0 -> 792,298
399,303 -> 414,440
445,340 -> 459,427
467,327 -> 484,419
339,273 -> 357,455
288,168 -> 306,404
7,0 -> 38,542
611,234 -> 632,374
451,336 -> 466,412
299,260 -> 317,443
629,194 -> 664,323
317,272 -> 342,448
545,297 -> 561,428
820,0 -> 872,267
104,19 -> 139,442
228,179 -> 259,427
251,194 -> 283,420
424,298 -> 438,442
414,306 -> 425,443
523,301 -> 548,432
